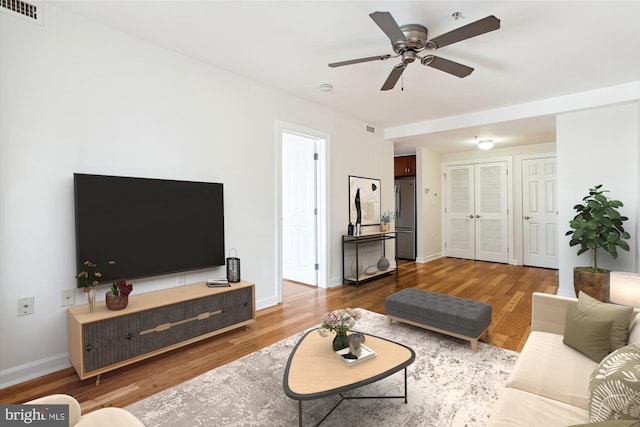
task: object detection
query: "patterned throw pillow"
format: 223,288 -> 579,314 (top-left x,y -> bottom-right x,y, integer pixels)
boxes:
589,342 -> 640,421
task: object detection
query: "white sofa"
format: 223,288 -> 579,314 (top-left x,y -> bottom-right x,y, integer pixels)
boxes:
489,292 -> 640,426
26,394 -> 143,427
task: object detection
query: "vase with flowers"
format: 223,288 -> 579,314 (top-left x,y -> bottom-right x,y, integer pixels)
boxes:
317,308 -> 362,351
76,260 -> 114,311
380,210 -> 393,232
106,279 -> 133,310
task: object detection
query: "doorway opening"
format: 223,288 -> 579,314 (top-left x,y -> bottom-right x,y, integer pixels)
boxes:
277,122 -> 328,300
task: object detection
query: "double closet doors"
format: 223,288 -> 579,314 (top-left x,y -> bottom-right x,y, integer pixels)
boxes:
444,162 -> 509,263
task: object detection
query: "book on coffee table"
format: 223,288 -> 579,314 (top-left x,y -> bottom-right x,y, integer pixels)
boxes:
335,344 -> 376,366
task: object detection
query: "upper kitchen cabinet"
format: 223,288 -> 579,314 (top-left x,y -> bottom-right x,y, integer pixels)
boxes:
394,155 -> 416,177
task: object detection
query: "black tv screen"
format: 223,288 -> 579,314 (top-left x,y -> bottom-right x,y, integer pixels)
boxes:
74,173 -> 225,286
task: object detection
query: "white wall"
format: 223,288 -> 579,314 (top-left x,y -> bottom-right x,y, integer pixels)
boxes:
556,102 -> 639,296
416,147 -> 442,262
0,5 -> 391,387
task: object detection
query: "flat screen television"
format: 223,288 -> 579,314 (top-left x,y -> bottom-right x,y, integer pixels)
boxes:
74,173 -> 225,286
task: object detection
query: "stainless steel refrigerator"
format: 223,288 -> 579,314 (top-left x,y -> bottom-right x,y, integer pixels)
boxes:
395,177 -> 416,260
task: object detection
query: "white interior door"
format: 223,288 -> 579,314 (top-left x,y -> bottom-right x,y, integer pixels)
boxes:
522,157 -> 558,268
282,132 -> 317,285
444,165 -> 475,259
444,162 -> 508,263
475,162 -> 509,263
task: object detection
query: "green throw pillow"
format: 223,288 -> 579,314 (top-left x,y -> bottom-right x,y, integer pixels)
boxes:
589,342 -> 640,422
564,304 -> 613,362
578,291 -> 635,352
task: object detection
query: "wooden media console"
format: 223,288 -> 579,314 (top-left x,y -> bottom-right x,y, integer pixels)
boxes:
67,281 -> 255,382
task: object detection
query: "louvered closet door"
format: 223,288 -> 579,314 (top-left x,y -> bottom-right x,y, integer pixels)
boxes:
475,162 -> 508,263
444,165 -> 475,259
444,162 -> 508,263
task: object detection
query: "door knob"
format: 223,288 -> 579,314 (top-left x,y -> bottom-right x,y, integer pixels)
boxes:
524,216 -> 532,220
475,215 -> 482,219
468,215 -> 474,219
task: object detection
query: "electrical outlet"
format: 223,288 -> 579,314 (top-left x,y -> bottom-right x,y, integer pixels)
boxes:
61,289 -> 76,306
18,297 -> 34,316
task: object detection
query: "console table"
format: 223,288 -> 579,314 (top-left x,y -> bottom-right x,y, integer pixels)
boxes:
67,281 -> 255,383
342,231 -> 398,286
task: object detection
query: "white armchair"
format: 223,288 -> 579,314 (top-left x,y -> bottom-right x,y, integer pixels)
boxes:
26,394 -> 143,427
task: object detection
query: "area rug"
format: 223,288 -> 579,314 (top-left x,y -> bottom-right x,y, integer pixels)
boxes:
126,309 -> 518,426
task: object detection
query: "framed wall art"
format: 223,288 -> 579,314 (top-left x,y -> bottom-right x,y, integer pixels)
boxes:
349,175 -> 381,226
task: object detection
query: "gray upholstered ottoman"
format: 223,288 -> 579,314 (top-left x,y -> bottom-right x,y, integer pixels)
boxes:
385,288 -> 492,351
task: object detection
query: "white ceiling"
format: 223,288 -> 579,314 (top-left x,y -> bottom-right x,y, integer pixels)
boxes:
53,1 -> 640,153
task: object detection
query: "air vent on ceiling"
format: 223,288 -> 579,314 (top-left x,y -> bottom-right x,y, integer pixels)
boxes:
1,0 -> 43,25
366,126 -> 375,133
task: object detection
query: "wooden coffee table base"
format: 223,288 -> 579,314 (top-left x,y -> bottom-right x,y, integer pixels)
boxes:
283,329 -> 416,426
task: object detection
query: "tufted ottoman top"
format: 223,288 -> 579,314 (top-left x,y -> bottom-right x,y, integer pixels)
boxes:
385,288 -> 492,338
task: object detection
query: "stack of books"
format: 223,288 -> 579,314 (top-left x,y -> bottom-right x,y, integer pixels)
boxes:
206,279 -> 230,288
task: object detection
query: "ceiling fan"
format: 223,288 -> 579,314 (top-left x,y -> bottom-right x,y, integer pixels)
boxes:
328,11 -> 501,91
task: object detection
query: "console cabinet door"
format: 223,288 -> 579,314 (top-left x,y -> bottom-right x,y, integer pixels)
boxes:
183,287 -> 254,339
83,314 -> 141,372
139,304 -> 187,354
220,286 -> 254,327
184,294 -> 225,339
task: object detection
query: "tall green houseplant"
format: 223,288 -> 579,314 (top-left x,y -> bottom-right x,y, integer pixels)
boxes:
566,184 -> 630,272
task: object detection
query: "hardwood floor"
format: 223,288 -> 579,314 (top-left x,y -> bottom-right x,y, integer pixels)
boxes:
0,258 -> 557,414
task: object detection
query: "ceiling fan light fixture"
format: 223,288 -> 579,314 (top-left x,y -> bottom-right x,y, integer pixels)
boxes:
402,51 -> 416,64
478,139 -> 494,150
420,55 -> 435,66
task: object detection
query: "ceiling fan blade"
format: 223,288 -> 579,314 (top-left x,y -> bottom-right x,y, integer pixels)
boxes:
381,64 -> 406,91
422,56 -> 474,78
329,54 -> 392,68
429,15 -> 500,49
369,11 -> 407,43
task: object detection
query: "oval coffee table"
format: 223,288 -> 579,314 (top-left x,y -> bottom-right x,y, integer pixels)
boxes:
283,329 -> 415,426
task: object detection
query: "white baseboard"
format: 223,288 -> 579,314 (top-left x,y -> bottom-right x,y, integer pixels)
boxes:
0,352 -> 71,389
256,296 -> 280,310
415,253 -> 442,263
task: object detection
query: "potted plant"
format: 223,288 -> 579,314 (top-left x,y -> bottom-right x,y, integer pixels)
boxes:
565,185 -> 630,302
106,279 -> 133,310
